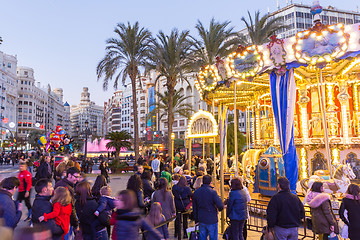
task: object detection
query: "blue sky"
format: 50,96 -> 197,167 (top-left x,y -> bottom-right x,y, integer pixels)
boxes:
0,0 -> 357,106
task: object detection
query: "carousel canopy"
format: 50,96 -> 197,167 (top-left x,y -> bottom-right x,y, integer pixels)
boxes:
196,22 -> 360,110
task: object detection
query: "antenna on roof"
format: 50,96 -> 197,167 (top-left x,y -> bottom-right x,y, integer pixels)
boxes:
277,0 -> 280,9
268,7 -> 270,14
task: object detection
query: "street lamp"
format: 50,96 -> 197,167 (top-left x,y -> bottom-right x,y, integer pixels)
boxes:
171,132 -> 175,172
78,120 -> 97,160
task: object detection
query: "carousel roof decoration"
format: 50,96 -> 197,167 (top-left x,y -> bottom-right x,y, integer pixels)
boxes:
226,45 -> 264,79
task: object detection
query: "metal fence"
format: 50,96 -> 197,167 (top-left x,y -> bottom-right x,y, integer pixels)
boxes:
247,198 -> 341,240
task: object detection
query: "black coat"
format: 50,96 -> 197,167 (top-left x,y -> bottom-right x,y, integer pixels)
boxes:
340,197 -> 360,239
75,196 -> 109,236
31,195 -> 59,236
36,162 -> 52,179
172,184 -> 192,211
266,190 -> 305,228
193,184 -> 224,224
142,179 -> 154,199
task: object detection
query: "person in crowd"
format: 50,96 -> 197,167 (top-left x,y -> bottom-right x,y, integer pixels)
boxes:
193,176 -> 203,190
32,178 -> 63,239
306,181 -> 339,240
193,175 -> 224,240
126,174 -> 145,209
14,226 -> 52,240
239,178 -> 251,240
0,177 -> 22,229
267,177 -> 305,240
75,181 -> 109,240
340,183 -> 360,240
92,175 -> 108,201
94,186 -> 116,237
172,173 -> 180,186
55,167 -> 80,239
141,171 -> 155,200
135,165 -> 144,176
160,167 -> 172,184
36,155 -> 52,180
192,170 -> 204,188
172,175 -> 192,238
111,190 -> 162,240
145,202 -> 169,240
100,161 -> 110,183
94,186 -> 116,217
0,205 -> 12,240
174,166 -> 183,175
17,160 -> 32,221
38,187 -> 72,239
151,154 -> 161,180
183,170 -> 192,186
198,159 -> 207,175
152,177 -> 176,221
227,178 -> 248,240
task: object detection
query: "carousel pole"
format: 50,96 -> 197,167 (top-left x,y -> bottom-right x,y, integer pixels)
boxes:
203,137 -> 205,160
188,138 -> 192,173
219,104 -> 225,233
317,69 -> 333,177
234,82 -> 238,177
212,99 -> 216,179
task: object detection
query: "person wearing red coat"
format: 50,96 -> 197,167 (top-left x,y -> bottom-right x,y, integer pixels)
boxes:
17,161 -> 32,220
39,187 -> 72,240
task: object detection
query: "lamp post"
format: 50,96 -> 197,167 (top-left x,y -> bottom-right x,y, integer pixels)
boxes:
171,132 -> 175,173
77,120 -> 97,160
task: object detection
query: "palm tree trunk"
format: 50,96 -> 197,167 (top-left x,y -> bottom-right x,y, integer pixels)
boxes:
167,82 -> 175,160
130,73 -> 140,161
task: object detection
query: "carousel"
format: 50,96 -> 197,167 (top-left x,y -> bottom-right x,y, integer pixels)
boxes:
190,0 -> 360,204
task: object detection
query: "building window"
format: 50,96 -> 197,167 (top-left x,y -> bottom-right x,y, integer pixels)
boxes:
179,120 -> 185,126
7,63 -> 11,68
173,121 -> 178,127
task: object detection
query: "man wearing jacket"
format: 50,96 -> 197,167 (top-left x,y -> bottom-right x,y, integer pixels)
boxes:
0,177 -> 22,228
32,178 -> 64,239
55,167 -> 80,239
193,175 -> 224,240
267,177 -> 305,240
17,160 -> 32,220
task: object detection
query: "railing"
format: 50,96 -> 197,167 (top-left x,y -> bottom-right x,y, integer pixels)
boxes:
247,198 -> 340,239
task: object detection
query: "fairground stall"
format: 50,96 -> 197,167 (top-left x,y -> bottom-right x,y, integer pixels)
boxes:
193,2 -> 360,217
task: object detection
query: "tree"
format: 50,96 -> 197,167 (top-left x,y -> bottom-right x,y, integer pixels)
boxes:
27,130 -> 43,149
105,130 -> 132,161
147,29 -> 193,155
241,11 -> 286,45
97,22 -> 152,162
191,18 -> 244,69
147,90 -> 194,122
0,37 -> 2,45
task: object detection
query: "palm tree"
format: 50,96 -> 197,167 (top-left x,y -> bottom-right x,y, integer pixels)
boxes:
28,130 -> 43,149
148,90 -> 194,122
105,130 -> 132,161
97,22 -> 152,161
191,18 -> 245,69
241,11 -> 286,45
147,29 -> 193,154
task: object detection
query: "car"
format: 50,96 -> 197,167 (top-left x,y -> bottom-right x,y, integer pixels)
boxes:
34,155 -> 66,168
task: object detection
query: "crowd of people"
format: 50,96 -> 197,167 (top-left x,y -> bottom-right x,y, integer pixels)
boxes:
1,151 -> 360,240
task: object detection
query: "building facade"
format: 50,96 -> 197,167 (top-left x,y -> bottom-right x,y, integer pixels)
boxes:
0,51 -> 18,144
16,66 -> 67,141
70,87 -> 103,137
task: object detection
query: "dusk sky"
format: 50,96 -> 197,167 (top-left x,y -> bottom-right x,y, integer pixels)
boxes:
0,0 -> 357,106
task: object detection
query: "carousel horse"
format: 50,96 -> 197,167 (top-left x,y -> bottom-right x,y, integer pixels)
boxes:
298,163 -> 356,194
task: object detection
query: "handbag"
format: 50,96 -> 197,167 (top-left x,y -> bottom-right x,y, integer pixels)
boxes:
188,225 -> 199,240
261,226 -> 276,240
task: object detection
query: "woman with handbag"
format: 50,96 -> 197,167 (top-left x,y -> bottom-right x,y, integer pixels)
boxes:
306,182 -> 339,240
172,176 -> 192,238
227,178 -> 248,240
340,183 -> 360,240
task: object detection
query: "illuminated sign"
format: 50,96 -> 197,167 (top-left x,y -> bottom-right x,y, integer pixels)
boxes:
187,110 -> 218,138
